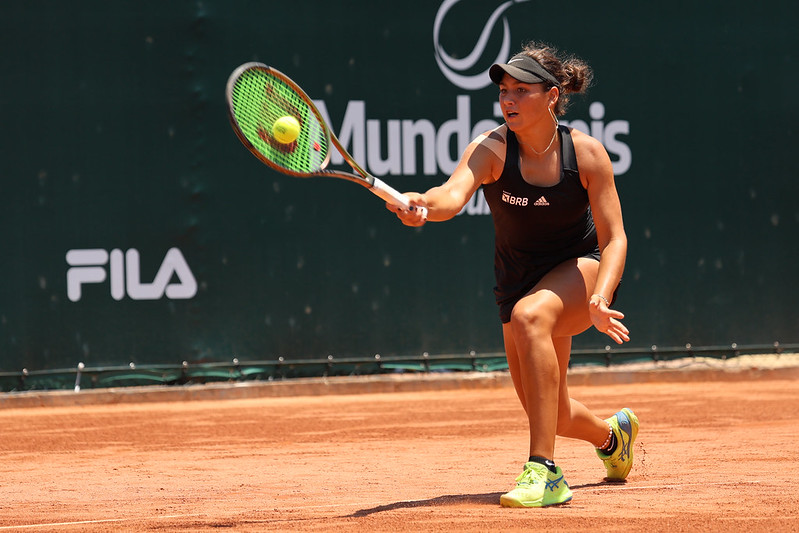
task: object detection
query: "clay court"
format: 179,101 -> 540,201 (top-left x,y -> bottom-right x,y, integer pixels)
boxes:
1,358 -> 798,532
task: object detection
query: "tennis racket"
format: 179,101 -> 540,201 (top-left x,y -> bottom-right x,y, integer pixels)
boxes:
226,62 -> 425,215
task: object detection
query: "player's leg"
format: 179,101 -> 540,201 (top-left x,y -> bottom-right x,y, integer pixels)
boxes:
503,324 -> 528,414
544,263 -> 639,481
500,258 -> 595,507
508,257 -> 600,460
501,257 -> 638,507
552,335 -> 611,445
505,332 -> 610,446
545,261 -> 639,480
553,336 -> 640,480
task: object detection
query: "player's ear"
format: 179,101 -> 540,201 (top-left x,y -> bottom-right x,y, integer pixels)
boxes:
548,86 -> 559,106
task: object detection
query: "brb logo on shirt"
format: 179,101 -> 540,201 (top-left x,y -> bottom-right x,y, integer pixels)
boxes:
502,190 -> 529,206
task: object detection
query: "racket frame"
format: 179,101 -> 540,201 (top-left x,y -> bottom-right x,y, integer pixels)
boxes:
226,62 -> 418,211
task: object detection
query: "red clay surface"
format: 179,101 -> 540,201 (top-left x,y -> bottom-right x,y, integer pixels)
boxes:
1,369 -> 798,532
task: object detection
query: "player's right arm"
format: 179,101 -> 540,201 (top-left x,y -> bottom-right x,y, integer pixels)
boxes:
389,126 -> 506,226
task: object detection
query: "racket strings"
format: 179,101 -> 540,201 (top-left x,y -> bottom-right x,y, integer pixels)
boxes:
230,69 -> 329,174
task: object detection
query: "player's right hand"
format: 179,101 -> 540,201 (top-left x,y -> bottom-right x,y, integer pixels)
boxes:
387,193 -> 428,227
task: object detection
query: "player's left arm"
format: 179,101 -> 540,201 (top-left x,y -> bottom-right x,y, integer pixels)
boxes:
574,129 -> 630,343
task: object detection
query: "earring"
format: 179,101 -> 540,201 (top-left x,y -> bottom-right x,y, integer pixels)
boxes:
549,106 -> 558,126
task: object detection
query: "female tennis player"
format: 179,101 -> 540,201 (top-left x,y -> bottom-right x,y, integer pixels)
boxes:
388,42 -> 638,507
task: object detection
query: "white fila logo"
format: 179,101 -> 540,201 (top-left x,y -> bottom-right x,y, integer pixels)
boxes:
501,190 -> 529,206
66,248 -> 197,302
534,196 -> 550,206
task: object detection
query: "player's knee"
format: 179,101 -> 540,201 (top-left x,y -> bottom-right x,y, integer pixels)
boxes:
509,299 -> 556,335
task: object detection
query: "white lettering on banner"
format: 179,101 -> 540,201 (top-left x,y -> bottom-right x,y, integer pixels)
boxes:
309,0 -> 633,216
316,96 -> 502,177
315,97 -> 631,190
561,102 -> 632,175
66,248 -> 197,302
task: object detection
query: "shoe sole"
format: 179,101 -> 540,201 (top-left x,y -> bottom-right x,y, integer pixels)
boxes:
500,494 -> 573,508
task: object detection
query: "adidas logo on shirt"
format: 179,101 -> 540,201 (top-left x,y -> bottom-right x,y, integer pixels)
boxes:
534,196 -> 550,206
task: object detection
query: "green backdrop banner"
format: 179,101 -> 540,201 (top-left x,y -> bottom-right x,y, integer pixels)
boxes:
1,0 -> 797,371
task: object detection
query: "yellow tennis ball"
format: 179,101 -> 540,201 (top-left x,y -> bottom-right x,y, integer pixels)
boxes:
272,116 -> 300,144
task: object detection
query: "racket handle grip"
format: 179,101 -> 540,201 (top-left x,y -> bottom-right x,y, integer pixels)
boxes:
370,177 -> 428,218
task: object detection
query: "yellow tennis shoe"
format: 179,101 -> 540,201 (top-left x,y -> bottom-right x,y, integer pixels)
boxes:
597,407 -> 639,480
500,461 -> 573,507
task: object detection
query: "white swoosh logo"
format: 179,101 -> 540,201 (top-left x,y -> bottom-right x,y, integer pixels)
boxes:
433,0 -> 530,90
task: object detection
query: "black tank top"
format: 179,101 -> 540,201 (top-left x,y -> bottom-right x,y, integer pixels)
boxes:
482,125 -> 599,305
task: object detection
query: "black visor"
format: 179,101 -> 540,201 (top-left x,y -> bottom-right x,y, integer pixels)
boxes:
489,54 -> 560,87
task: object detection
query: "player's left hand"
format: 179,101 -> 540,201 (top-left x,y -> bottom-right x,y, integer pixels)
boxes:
589,297 -> 630,344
